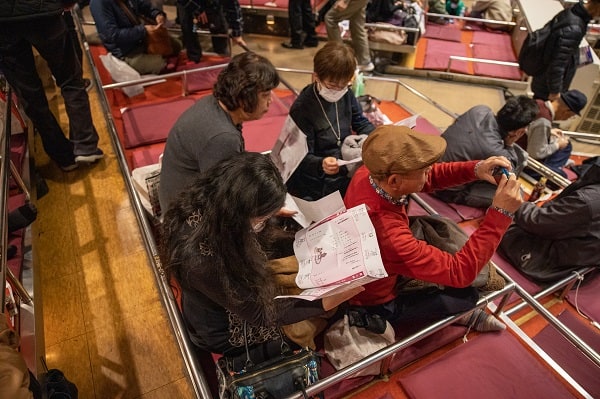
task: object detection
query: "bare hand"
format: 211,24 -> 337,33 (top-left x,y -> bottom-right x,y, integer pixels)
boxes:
322,157 -> 340,175
557,136 -> 570,149
475,156 -> 512,185
322,286 -> 364,311
232,35 -> 247,47
334,0 -> 348,10
155,14 -> 166,25
276,207 -> 298,218
491,174 -> 523,214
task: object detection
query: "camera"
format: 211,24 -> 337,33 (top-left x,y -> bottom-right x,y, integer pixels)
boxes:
492,166 -> 510,184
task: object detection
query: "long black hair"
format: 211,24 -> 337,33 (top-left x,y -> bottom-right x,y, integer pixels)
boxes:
161,152 -> 287,316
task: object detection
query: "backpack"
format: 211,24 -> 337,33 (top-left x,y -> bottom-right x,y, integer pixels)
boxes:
518,16 -> 569,76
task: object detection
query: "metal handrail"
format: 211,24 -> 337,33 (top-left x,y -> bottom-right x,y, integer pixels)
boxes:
446,56 -> 525,81
425,12 -> 517,27
1,83 -> 10,308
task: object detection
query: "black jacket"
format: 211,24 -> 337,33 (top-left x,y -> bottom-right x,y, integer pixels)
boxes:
535,2 -> 592,96
0,0 -> 71,21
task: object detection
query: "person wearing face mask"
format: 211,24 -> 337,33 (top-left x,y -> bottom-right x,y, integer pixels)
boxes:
161,152 -> 361,368
286,42 -> 375,201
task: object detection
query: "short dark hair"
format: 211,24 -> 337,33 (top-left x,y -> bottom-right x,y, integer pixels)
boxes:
314,42 -> 357,83
496,95 -> 539,136
214,52 -> 280,113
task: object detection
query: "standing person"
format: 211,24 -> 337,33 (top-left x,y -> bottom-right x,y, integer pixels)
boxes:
161,152 -> 360,366
176,0 -> 246,62
344,125 -> 522,328
158,51 -> 280,213
286,42 -> 375,200
324,0 -> 374,72
435,95 -> 538,208
90,0 -> 182,75
469,0 -> 513,31
524,89 -> 587,178
0,0 -> 104,171
282,0 -> 319,49
529,0 -> 600,100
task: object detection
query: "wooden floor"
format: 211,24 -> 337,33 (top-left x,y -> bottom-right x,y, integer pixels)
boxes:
32,16 -> 599,399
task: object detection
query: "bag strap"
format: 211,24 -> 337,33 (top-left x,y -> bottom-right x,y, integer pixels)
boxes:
241,321 -> 292,369
116,0 -> 141,26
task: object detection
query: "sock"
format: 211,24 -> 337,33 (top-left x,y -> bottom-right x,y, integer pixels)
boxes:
456,309 -> 506,332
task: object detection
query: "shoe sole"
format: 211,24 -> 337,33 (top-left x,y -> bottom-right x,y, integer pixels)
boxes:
60,164 -> 79,172
75,154 -> 104,163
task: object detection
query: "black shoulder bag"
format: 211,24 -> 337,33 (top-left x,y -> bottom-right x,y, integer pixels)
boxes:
216,322 -> 322,399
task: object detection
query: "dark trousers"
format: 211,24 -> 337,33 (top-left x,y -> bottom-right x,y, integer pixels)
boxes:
178,2 -> 230,59
0,14 -> 99,162
288,0 -> 318,46
364,286 -> 480,325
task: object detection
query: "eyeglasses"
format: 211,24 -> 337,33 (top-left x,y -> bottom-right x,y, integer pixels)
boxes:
319,80 -> 352,91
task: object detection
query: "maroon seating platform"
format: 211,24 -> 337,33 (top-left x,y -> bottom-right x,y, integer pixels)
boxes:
398,330 -> 578,398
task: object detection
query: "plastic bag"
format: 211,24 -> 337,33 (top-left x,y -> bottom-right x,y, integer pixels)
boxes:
99,53 -> 144,97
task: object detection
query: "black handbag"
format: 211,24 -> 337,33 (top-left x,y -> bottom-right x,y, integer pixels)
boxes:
216,322 -> 321,399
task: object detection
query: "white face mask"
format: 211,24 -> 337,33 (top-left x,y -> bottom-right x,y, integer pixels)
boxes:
318,85 -> 348,103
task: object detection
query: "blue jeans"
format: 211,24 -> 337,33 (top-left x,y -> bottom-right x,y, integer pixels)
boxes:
0,13 -> 99,164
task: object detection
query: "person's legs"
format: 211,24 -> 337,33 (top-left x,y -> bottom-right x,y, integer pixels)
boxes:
542,142 -> 572,178
286,0 -> 305,47
206,3 -> 229,55
324,3 -> 345,41
346,0 -> 371,66
28,15 -> 101,158
0,23 -> 76,168
178,3 -> 203,62
124,49 -> 167,75
531,73 -> 549,100
301,0 -> 318,46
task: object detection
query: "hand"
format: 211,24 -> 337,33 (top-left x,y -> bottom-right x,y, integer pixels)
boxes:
322,157 -> 340,175
557,136 -> 570,149
550,128 -> 563,138
475,156 -> 513,185
155,14 -> 166,25
334,0 -> 349,10
322,286 -> 364,311
491,174 -> 523,214
232,35 -> 247,47
145,24 -> 161,33
276,207 -> 298,218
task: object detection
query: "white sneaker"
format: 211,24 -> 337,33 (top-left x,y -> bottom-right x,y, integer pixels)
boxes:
358,62 -> 375,72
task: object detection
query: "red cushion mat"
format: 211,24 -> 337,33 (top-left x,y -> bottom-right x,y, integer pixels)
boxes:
398,330 -> 577,398
121,97 -> 197,148
533,310 -> 600,397
422,39 -> 471,74
243,115 -> 288,153
129,142 -> 166,170
423,23 -> 463,42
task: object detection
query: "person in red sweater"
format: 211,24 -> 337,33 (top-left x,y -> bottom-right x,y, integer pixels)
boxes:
344,125 -> 522,329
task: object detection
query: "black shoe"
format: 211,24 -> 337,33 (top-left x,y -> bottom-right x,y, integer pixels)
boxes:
303,40 -> 319,47
281,42 -> 304,50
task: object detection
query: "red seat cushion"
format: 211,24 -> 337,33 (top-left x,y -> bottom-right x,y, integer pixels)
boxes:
399,330 -> 576,398
129,142 -> 166,169
422,39 -> 470,74
243,115 -> 288,153
121,97 -> 196,148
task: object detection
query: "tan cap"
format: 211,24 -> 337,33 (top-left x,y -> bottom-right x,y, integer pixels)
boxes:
362,125 -> 447,176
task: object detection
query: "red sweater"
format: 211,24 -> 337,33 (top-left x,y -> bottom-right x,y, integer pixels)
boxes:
344,162 -> 512,306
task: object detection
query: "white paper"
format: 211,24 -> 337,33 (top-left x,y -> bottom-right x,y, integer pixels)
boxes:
270,116 -> 308,183
276,204 -> 387,300
287,191 -> 345,228
337,157 -> 362,166
394,114 -> 419,128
